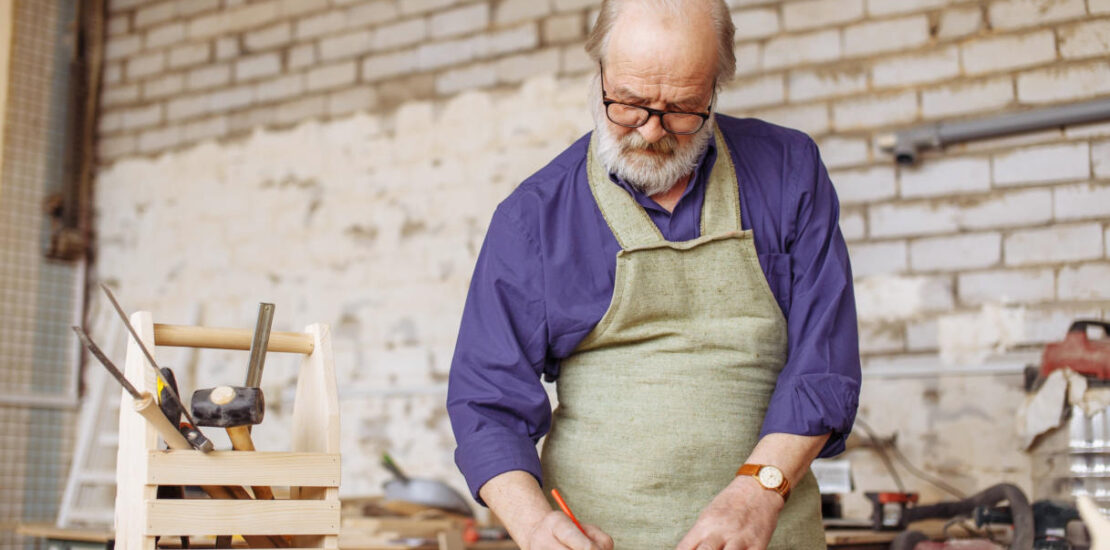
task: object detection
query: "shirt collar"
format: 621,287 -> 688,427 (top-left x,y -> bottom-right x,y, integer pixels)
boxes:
609,137 -> 718,215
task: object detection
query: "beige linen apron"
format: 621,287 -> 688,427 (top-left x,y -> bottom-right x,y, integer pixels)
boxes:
540,129 -> 825,549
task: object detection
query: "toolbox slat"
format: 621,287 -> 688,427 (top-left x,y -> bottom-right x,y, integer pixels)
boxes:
145,500 -> 340,536
146,450 -> 340,487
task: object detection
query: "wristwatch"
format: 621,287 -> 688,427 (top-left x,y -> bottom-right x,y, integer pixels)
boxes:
736,463 -> 791,502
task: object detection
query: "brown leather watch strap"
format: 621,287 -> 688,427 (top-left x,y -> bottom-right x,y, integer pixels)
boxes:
736,463 -> 791,502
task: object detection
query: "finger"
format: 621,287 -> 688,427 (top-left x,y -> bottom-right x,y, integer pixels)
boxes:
581,524 -> 614,550
552,520 -> 599,550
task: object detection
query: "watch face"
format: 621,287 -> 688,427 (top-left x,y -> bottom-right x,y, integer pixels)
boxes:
758,466 -> 784,488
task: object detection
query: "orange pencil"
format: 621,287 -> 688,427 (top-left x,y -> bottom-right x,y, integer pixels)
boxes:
551,488 -> 588,535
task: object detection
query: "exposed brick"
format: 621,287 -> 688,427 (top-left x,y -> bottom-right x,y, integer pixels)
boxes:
328,86 -> 378,116
121,103 -> 162,130
1094,0 -> 1110,14
107,14 -> 130,36
858,322 -> 906,354
144,21 -> 184,48
751,103 -> 829,136
1023,306 -> 1106,344
142,73 -> 184,99
734,43 -> 761,75
307,61 -> 358,92
1060,19 -> 1110,59
763,30 -> 841,69
905,318 -> 938,351
104,63 -> 122,85
872,47 -> 960,88
819,136 -> 870,169
1054,183 -> 1110,222
288,44 -> 317,69
182,115 -> 228,143
98,110 -> 123,134
437,62 -> 497,94
363,49 -> 420,82
561,42 -> 592,74
900,157 -> 991,198
126,51 -> 165,79
106,35 -> 141,61
496,0 -> 552,25
840,208 -> 866,240
1095,140 -> 1110,178
789,67 -> 868,102
1059,263 -> 1110,300
278,0 -> 327,17
399,0 -> 458,15
186,64 -> 231,91
138,125 -> 182,153
869,188 -> 1053,237
295,10 -> 347,40
102,84 -> 140,106
134,1 -> 176,28
418,38 -> 475,71
832,91 -> 917,131
274,95 -> 328,125
255,74 -> 305,102
1017,61 -> 1110,104
244,22 -> 292,52
374,18 -> 428,51
235,53 -> 281,82
717,74 -> 784,111
497,48 -> 560,83
320,29 -> 375,61
176,0 -> 219,17
989,0 -> 1086,31
937,7 -> 982,40
188,2 -> 280,39
992,142 -> 1090,186
480,24 -> 540,57
349,0 -> 400,25
202,86 -> 252,115
733,7 -> 780,41
921,77 -> 1014,119
865,0 -> 945,15
909,232 -> 1002,271
831,165 -> 896,204
782,0 -> 863,31
553,0 -> 598,11
958,268 -> 1056,305
1066,121 -> 1110,139
215,37 -> 239,60
1004,223 -> 1104,266
430,3 -> 489,39
849,240 -> 907,277
843,16 -> 929,57
98,134 -> 137,160
961,31 -> 1056,75
543,13 -> 583,43
167,43 -> 209,69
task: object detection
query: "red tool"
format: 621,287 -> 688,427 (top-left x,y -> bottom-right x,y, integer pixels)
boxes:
551,488 -> 587,536
1042,320 -> 1110,380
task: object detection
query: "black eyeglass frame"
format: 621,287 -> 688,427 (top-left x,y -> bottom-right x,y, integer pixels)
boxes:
599,63 -> 716,136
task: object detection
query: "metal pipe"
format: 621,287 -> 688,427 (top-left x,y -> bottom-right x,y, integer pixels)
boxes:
878,97 -> 1110,164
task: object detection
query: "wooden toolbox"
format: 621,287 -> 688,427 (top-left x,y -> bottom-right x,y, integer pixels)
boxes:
114,311 -> 341,550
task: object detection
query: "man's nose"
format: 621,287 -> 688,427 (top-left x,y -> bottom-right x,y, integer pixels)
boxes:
636,114 -> 668,144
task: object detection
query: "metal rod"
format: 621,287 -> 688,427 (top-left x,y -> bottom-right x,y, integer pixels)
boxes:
72,326 -> 141,399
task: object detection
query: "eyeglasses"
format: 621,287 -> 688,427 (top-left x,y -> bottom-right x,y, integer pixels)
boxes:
600,63 -> 714,136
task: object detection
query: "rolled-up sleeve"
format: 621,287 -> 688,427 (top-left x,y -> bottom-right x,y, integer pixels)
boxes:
447,201 -> 552,503
759,138 -> 861,458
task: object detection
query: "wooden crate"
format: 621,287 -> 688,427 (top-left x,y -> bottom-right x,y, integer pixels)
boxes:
114,311 -> 340,550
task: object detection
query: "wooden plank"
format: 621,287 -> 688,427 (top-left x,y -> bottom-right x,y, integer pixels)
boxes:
291,324 -> 339,455
145,500 -> 340,536
16,523 -> 113,543
153,324 -> 314,354
117,311 -> 160,550
146,451 -> 340,487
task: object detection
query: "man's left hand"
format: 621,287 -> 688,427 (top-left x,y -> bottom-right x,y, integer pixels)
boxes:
674,475 -> 785,550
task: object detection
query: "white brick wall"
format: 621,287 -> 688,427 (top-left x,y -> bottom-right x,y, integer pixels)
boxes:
1004,223 -> 1105,266
910,232 -> 1001,272
958,268 -> 1056,305
843,16 -> 929,57
992,142 -> 1091,186
849,240 -> 907,277
1059,263 -> 1110,301
961,31 -> 1056,76
988,0 -> 1086,30
899,157 -> 991,198
781,0 -> 863,31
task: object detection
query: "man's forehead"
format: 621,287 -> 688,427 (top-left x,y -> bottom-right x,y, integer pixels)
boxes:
604,1 -> 718,85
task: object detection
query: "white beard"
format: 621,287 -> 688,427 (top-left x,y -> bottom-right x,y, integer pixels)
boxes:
590,77 -> 716,197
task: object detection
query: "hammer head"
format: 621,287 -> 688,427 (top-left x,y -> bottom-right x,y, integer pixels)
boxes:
191,386 -> 265,428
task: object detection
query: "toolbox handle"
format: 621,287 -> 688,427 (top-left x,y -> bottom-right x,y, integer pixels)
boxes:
1068,320 -> 1110,338
153,324 -> 315,354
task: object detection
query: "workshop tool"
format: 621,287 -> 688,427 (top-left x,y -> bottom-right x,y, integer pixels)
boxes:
72,326 -> 286,549
156,367 -> 213,453
381,453 -> 474,517
866,492 -> 919,531
1041,321 -> 1110,381
889,483 -> 1034,550
100,284 -> 211,452
551,488 -> 587,536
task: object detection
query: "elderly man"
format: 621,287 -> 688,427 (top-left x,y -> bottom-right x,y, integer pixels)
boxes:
447,1 -> 860,549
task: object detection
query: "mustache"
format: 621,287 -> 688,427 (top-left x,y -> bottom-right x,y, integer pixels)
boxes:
619,131 -> 679,156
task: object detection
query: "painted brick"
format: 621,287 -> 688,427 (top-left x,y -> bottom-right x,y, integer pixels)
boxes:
215,37 -> 239,60
831,165 -> 896,204
921,77 -> 1014,119
865,0 -> 945,15
348,0 -> 400,26
328,86 -> 378,116
288,44 -> 317,70
320,30 -> 375,61
177,0 -> 219,17
909,232 -> 1002,271
1060,19 -> 1110,59
717,74 -> 784,111
187,64 -> 231,91
134,1 -> 176,28
782,0 -> 863,31
789,67 -> 868,102
751,103 -> 829,136
307,61 -> 358,92
819,136 -> 870,169
183,115 -> 228,143
832,91 -> 917,131
958,268 -> 1056,305
295,10 -> 347,40
97,110 -> 122,134
843,16 -> 929,57
363,49 -> 420,82
374,18 -> 428,51
553,0 -> 598,11
138,126 -> 182,153
107,15 -> 129,36
436,62 -> 497,94
858,322 -> 905,354
561,42 -> 593,74
168,42 -> 209,68
278,0 -> 327,17
734,43 -> 761,76
255,74 -> 305,102
142,73 -> 184,99
430,3 -> 489,39
1066,121 -> 1110,139
989,0 -> 1086,31
207,85 -> 255,113
399,0 -> 458,15
849,240 -> 907,277
872,47 -> 960,88
1095,140 -> 1110,178
763,30 -> 841,69
497,48 -> 560,83
543,13 -> 583,43
992,142 -> 1090,186
1094,0 -> 1110,14
98,134 -> 136,159
102,84 -> 140,107
234,53 -> 281,82
1017,62 -> 1110,104
1054,183 -> 1110,222
905,318 -> 938,351
145,21 -> 184,48
126,51 -> 165,80
480,24 -> 540,57
104,63 -> 122,85
1004,223 -> 1104,266
732,7 -> 779,41
900,157 -> 991,198
418,38 -> 475,71
106,35 -> 141,61
1023,307 -> 1105,344
121,103 -> 162,130
276,95 -> 329,124
937,7 -> 982,40
188,2 -> 280,39
840,208 -> 866,240
961,31 -> 1056,75
869,188 -> 1053,238
245,22 -> 292,52
496,0 -> 551,24
1059,263 -> 1110,300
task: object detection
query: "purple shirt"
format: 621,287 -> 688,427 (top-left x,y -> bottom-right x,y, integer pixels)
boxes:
447,115 -> 861,502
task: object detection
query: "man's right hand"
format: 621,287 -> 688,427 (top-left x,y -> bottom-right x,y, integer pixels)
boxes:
478,470 -> 614,550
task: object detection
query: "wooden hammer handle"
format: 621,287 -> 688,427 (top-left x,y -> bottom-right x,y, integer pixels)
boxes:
226,426 -> 277,501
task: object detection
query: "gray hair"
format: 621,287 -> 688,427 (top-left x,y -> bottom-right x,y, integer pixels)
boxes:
584,0 -> 737,85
